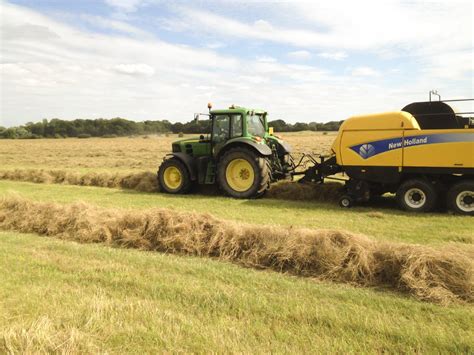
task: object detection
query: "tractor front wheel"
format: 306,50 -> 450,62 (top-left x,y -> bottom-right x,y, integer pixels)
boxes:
158,158 -> 192,194
218,147 -> 270,198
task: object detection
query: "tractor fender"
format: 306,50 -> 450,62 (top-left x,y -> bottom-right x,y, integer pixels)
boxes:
218,139 -> 272,159
167,153 -> 197,181
276,140 -> 292,154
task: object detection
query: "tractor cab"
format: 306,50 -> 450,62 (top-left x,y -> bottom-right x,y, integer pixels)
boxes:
208,105 -> 268,155
159,104 -> 293,198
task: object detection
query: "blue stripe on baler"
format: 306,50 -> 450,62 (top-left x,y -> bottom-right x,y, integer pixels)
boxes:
350,132 -> 474,159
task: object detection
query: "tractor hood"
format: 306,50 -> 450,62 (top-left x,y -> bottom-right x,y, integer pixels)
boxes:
171,137 -> 202,153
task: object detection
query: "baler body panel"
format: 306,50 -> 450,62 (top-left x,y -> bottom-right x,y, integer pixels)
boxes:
331,111 -> 419,166
339,130 -> 404,167
331,111 -> 474,183
401,130 -> 473,168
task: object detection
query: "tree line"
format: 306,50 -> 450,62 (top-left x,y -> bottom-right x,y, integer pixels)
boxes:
0,117 -> 342,139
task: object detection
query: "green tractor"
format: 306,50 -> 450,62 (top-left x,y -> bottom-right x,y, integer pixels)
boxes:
158,104 -> 293,198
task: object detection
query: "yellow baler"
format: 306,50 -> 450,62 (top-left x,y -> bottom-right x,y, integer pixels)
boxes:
303,100 -> 474,214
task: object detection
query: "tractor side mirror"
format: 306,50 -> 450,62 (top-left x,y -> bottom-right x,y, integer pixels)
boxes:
194,113 -> 211,121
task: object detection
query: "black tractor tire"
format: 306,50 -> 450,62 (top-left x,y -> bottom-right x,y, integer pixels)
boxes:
396,179 -> 438,213
447,181 -> 474,215
157,158 -> 192,194
217,147 -> 271,199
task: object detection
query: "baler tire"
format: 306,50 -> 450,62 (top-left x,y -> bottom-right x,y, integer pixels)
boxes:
339,195 -> 354,208
396,179 -> 438,213
217,147 -> 270,199
447,181 -> 474,216
157,158 -> 192,194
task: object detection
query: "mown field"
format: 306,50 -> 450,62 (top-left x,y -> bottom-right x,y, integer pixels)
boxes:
0,132 -> 473,353
0,132 -> 336,172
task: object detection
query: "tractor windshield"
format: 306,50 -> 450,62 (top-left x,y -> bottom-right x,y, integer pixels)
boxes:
247,114 -> 266,137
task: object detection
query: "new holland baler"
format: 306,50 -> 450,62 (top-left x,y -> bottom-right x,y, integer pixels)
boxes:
300,99 -> 474,214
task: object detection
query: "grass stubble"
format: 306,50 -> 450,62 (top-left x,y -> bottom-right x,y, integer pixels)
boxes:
0,194 -> 471,305
0,168 -> 344,201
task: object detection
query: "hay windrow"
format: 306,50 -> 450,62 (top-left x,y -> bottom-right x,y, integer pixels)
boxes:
0,169 -> 343,201
0,195 -> 471,304
267,180 -> 343,201
0,169 -> 159,193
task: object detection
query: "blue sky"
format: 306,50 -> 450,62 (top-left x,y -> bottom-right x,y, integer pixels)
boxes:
1,0 -> 472,126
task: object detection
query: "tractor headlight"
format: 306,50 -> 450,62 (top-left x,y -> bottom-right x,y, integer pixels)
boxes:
172,143 -> 181,153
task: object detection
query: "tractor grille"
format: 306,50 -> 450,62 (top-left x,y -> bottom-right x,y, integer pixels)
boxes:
185,144 -> 193,155
172,143 -> 181,153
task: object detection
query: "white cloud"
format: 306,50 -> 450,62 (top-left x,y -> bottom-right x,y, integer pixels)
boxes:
79,14 -> 150,37
104,0 -> 145,12
351,67 -> 380,77
288,50 -> 312,61
163,7 -> 334,48
256,56 -> 277,63
205,42 -> 225,49
420,49 -> 473,80
318,52 -> 347,61
253,19 -> 273,32
0,1 -> 472,128
114,63 -> 155,76
166,2 -> 472,59
281,0 -> 472,53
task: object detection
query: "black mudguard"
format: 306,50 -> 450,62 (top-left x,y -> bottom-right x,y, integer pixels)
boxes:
276,140 -> 292,154
167,153 -> 197,181
219,139 -> 273,158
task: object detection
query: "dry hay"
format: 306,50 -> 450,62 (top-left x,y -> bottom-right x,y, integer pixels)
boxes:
0,169 -> 158,193
0,169 -> 343,202
0,133 -> 335,172
267,180 -> 343,201
0,194 -> 471,304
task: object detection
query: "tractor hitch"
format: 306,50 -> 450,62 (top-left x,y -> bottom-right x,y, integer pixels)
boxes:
290,154 -> 341,183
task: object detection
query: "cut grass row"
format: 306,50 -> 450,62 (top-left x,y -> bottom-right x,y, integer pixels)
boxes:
2,194 -> 471,303
0,180 -> 472,246
1,231 -> 472,353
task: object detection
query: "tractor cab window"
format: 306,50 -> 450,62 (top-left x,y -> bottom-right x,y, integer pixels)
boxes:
248,113 -> 266,137
212,114 -> 230,144
231,114 -> 242,137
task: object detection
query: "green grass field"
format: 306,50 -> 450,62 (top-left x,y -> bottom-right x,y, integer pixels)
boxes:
0,133 -> 473,352
1,231 -> 472,353
0,180 -> 473,352
0,180 -> 472,246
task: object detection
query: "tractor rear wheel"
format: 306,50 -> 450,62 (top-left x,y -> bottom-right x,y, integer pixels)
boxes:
158,158 -> 192,194
217,147 -> 270,198
396,179 -> 438,213
447,181 -> 474,215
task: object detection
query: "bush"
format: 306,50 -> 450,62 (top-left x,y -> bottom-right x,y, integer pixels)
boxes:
26,134 -> 42,139
102,134 -> 118,138
78,133 -> 91,139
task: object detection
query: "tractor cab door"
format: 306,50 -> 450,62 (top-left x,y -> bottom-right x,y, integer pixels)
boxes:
211,114 -> 243,156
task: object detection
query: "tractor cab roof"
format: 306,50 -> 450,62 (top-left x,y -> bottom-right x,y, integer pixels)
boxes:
210,106 -> 267,116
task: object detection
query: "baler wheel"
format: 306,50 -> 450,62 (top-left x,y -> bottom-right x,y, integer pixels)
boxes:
339,195 -> 354,208
447,181 -> 474,215
396,179 -> 438,213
